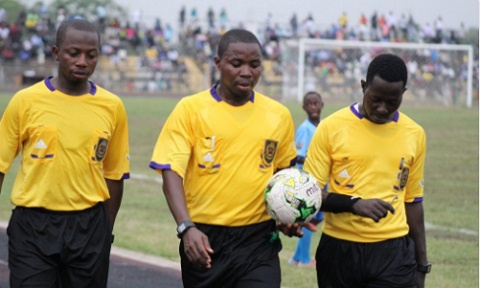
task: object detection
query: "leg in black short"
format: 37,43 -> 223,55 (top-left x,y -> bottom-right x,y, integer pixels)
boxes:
181,220 -> 282,288
364,236 -> 417,288
8,204 -> 112,288
315,234 -> 360,288
315,234 -> 417,288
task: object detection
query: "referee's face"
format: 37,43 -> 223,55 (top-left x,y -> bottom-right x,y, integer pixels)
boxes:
53,28 -> 100,87
214,42 -> 263,103
361,75 -> 405,124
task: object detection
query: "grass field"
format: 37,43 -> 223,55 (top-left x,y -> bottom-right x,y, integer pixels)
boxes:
0,92 -> 478,288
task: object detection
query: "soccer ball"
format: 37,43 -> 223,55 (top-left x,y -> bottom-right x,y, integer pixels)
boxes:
264,168 -> 322,224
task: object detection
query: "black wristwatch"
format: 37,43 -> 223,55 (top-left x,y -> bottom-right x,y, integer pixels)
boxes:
176,220 -> 195,239
417,263 -> 432,274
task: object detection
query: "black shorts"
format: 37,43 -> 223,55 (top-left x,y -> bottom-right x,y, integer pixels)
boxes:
315,234 -> 417,288
7,203 -> 113,288
181,220 -> 282,288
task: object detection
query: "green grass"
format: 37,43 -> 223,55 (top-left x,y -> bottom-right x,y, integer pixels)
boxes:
0,92 -> 478,288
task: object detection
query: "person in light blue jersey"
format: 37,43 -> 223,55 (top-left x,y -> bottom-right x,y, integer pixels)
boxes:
289,91 -> 324,266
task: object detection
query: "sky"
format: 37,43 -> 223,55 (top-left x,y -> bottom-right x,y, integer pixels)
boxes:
32,0 -> 479,33
113,0 -> 478,30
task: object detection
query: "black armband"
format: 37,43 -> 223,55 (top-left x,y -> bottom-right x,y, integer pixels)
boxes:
321,193 -> 361,213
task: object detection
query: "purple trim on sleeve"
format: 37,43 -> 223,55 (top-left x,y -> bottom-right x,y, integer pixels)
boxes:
210,85 -> 255,102
149,161 -> 172,171
122,173 -> 130,180
413,197 -> 423,203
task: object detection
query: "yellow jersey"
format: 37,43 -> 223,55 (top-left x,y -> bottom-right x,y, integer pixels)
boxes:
0,78 -> 130,211
150,87 -> 297,226
304,103 -> 426,242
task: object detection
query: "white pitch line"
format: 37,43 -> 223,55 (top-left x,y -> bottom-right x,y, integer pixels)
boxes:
0,213 -> 478,238
425,222 -> 478,236
130,173 -> 163,184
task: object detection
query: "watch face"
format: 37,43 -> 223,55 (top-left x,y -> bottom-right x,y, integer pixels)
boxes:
418,264 -> 431,273
177,223 -> 186,233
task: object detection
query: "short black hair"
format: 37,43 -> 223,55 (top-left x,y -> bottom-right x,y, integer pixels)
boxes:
56,18 -> 101,48
366,54 -> 408,88
217,29 -> 262,58
303,91 -> 322,105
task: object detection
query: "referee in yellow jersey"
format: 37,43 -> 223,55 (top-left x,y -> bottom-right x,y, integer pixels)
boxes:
305,54 -> 430,288
150,29 -> 301,288
0,19 -> 130,287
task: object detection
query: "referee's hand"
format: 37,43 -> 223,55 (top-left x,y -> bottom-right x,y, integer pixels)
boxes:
182,227 -> 214,268
277,222 -> 303,237
352,198 -> 395,222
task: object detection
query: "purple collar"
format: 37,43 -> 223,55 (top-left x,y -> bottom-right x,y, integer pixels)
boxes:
350,102 -> 399,122
210,85 -> 255,103
44,76 -> 97,95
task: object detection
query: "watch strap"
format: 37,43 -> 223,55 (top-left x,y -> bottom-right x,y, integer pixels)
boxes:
417,263 -> 432,274
176,220 -> 195,238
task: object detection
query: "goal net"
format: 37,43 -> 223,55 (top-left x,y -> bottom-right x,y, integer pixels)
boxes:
281,38 -> 475,107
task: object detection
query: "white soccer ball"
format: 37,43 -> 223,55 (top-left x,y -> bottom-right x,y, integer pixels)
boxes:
264,168 -> 322,224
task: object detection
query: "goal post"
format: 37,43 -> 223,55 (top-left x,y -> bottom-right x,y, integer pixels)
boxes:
281,38 -> 475,108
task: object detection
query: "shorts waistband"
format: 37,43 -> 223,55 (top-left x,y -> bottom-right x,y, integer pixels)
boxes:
15,202 -> 104,215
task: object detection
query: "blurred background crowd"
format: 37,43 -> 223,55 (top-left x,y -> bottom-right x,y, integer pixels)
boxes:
0,0 -> 478,103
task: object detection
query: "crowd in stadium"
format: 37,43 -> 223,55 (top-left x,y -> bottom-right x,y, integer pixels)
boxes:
0,5 -> 477,99
0,5 -> 475,62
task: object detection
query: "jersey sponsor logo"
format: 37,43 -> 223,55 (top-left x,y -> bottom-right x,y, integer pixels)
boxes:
95,138 -> 109,161
399,167 -> 409,189
262,139 -> 278,166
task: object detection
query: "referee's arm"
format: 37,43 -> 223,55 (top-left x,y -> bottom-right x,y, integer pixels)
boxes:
105,178 -> 124,231
0,172 -> 4,195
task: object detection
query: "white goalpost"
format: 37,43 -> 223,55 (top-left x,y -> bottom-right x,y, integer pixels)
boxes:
281,38 -> 475,107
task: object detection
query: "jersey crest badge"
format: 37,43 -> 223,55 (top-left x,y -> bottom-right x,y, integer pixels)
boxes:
399,167 -> 409,189
262,139 -> 278,166
95,138 -> 109,161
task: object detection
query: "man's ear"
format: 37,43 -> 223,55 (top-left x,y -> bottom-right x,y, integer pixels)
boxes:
360,79 -> 367,92
52,45 -> 59,62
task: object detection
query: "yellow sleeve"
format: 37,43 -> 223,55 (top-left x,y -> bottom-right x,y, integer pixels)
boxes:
0,93 -> 22,174
303,120 -> 331,188
404,127 -> 426,202
104,100 -> 131,180
149,99 -> 193,178
274,107 -> 297,169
